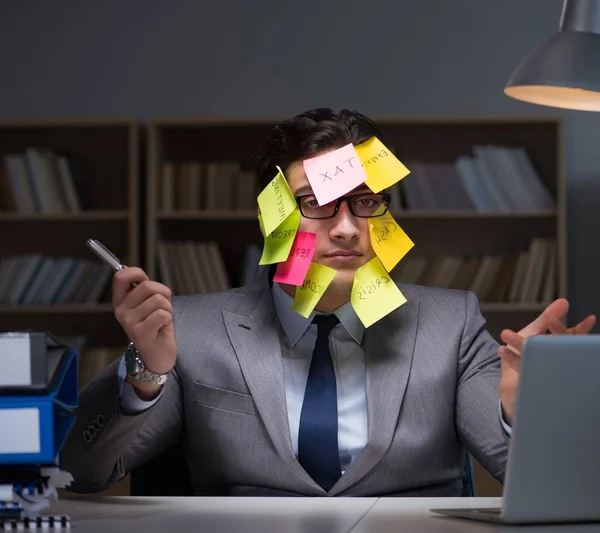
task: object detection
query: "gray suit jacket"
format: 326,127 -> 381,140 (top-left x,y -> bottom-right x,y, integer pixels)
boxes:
62,282 -> 508,497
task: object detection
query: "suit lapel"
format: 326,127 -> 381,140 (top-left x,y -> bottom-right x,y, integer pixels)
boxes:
221,290 -> 324,494
330,299 -> 420,495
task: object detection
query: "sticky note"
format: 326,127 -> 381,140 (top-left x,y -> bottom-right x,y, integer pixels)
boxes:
303,144 -> 368,206
351,257 -> 407,327
273,231 -> 316,285
355,137 -> 411,193
259,209 -> 301,265
292,263 -> 337,318
257,166 -> 297,235
369,211 -> 414,271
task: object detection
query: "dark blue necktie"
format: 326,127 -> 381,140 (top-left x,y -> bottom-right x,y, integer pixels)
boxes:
298,314 -> 341,491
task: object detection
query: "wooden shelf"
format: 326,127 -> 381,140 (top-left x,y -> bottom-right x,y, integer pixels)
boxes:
0,119 -> 138,348
0,303 -> 114,314
0,210 -> 129,221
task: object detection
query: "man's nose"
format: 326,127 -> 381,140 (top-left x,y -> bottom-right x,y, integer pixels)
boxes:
329,201 -> 360,242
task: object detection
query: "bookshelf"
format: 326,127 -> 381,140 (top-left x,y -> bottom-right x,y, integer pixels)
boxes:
147,116 -> 565,497
0,119 -> 139,346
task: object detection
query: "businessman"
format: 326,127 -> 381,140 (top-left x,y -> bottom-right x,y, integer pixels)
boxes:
62,108 -> 596,497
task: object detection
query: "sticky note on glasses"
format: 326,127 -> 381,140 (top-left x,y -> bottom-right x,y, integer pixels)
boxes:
259,209 -> 301,265
303,144 -> 368,206
273,231 -> 316,285
351,257 -> 407,328
355,137 -> 411,193
369,211 -> 414,271
258,166 -> 297,235
292,262 -> 337,318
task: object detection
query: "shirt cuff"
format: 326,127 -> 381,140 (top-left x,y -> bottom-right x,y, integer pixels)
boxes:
117,356 -> 165,415
499,400 -> 512,437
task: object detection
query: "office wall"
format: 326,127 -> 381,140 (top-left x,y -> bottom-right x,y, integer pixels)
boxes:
1,0 -> 598,325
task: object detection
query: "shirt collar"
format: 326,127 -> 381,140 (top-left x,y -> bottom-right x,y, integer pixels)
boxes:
271,282 -> 364,346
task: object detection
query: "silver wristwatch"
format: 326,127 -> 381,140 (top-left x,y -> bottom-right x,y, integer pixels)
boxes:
124,342 -> 169,386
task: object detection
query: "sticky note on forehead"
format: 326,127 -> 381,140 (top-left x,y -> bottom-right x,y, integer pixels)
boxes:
303,144 -> 368,206
355,137 -> 410,193
258,166 -> 297,236
259,209 -> 301,265
369,212 -> 414,272
273,231 -> 316,285
292,263 -> 337,318
351,257 -> 407,327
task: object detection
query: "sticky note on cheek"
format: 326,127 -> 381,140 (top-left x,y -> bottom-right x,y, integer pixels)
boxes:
303,144 -> 368,206
351,257 -> 407,328
292,263 -> 337,318
259,209 -> 301,265
355,137 -> 410,193
257,166 -> 297,235
369,212 -> 414,271
273,231 -> 316,285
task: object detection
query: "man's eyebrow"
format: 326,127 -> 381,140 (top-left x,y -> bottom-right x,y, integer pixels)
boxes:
294,185 -> 314,196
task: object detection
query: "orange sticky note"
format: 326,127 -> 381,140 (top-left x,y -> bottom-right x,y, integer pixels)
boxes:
303,144 -> 367,206
257,166 -> 297,235
259,209 -> 301,265
273,231 -> 316,285
292,262 -> 337,318
355,137 -> 410,193
351,257 -> 407,327
369,211 -> 414,271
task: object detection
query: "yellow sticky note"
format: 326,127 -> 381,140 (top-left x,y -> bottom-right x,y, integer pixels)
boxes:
259,209 -> 301,265
257,166 -> 297,236
351,257 -> 407,328
292,262 -> 337,318
355,137 -> 411,193
369,212 -> 414,272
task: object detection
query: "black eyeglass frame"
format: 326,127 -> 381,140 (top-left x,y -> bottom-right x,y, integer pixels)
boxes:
294,192 -> 392,219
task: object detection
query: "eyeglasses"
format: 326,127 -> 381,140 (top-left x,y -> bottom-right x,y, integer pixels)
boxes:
295,192 -> 391,219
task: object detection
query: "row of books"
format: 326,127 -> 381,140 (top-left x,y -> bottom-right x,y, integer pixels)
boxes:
159,162 -> 257,212
392,238 -> 556,303
0,148 -> 87,213
156,240 -> 232,295
0,256 -> 112,305
399,145 -> 555,211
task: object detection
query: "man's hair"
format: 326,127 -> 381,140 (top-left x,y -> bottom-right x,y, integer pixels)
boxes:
255,108 -> 382,191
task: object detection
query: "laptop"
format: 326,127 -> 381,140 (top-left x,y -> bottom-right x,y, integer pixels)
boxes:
432,334 -> 600,525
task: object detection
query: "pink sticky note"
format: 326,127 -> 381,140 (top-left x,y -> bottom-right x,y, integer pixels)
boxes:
303,144 -> 368,206
273,231 -> 316,286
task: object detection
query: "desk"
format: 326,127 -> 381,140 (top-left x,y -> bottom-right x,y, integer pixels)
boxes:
45,496 -> 600,533
46,495 -> 378,533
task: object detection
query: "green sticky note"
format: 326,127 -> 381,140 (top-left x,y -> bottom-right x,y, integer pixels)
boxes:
259,208 -> 301,265
257,166 -> 297,236
292,262 -> 337,318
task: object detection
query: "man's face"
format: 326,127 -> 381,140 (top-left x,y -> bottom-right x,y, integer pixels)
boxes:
285,160 -> 376,296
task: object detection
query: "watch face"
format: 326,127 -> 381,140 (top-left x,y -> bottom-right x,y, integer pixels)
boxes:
125,347 -> 139,375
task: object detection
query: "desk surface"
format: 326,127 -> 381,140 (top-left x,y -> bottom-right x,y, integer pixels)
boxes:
46,496 -> 600,533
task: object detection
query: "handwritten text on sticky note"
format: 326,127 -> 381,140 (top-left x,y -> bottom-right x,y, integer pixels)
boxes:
259,209 -> 301,265
355,137 -> 410,193
292,263 -> 337,318
257,166 -> 297,235
273,231 -> 316,285
303,144 -> 368,206
369,212 -> 414,271
351,257 -> 407,327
